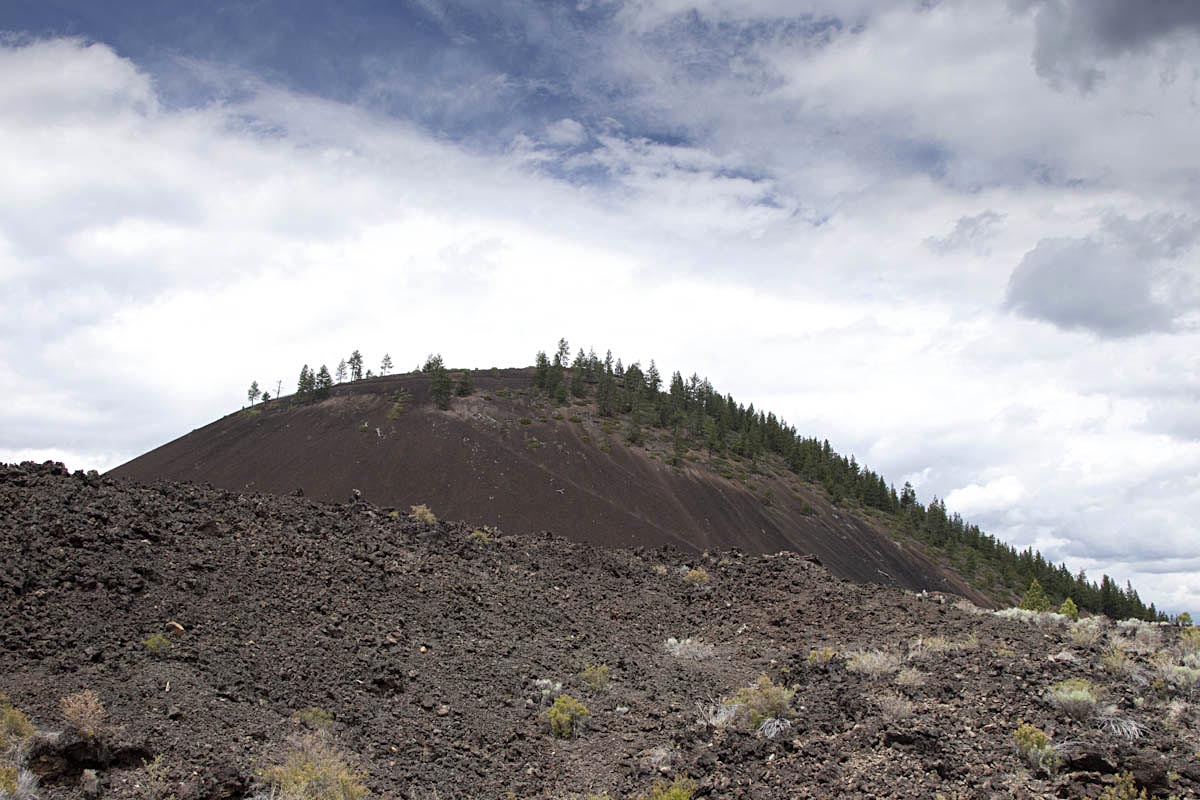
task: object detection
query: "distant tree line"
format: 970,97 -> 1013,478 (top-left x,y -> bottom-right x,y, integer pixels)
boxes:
244,349 -> 476,411
246,350 -> 398,407
531,338 -> 1163,622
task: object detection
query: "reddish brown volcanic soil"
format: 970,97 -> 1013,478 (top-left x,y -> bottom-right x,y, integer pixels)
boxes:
109,370 -> 982,602
3,463 -> 1197,799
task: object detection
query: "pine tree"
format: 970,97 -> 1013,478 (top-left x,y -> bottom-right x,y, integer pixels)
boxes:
570,361 -> 586,399
261,391 -> 271,402
456,372 -> 474,396
381,354 -> 393,375
297,365 -> 315,402
597,371 -> 616,417
534,351 -> 550,389
646,360 -> 661,396
430,364 -> 453,410
669,371 -> 685,410
247,381 -> 261,405
1059,597 -> 1079,621
315,365 -> 333,399
422,353 -> 445,372
1019,578 -> 1051,612
336,359 -> 347,383
348,351 -> 364,381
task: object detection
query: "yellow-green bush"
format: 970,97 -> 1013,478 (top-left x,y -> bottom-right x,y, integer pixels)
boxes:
292,707 -> 334,730
1100,772 -> 1148,800
1014,721 -> 1059,773
806,646 -> 838,665
261,731 -> 368,800
725,675 -> 795,727
1180,627 -> 1200,655
0,706 -> 35,751
683,568 -> 709,586
635,776 -> 697,800
1059,598 -> 1080,621
1048,678 -> 1099,720
547,695 -> 589,738
579,663 -> 611,693
143,632 -> 172,656
408,505 -> 437,525
0,765 -> 17,795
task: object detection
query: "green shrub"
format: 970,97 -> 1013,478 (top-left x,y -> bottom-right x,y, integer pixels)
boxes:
261,731 -> 368,800
807,647 -> 838,665
724,675 -> 794,727
141,754 -> 176,800
683,568 -> 709,586
0,706 -> 35,751
143,632 -> 172,656
292,707 -> 334,730
408,505 -> 436,525
1102,646 -> 1134,675
468,529 -> 494,547
547,695 -> 589,738
1048,678 -> 1099,720
636,777 -> 696,800
1100,772 -> 1148,800
1014,720 -> 1059,773
1059,597 -> 1080,621
1019,579 -> 1051,612
579,663 -> 611,693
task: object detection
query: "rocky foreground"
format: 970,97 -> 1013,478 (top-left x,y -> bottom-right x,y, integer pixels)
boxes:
1,462 -> 1198,799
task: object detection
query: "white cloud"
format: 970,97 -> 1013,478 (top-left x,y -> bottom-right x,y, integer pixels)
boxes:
2,23 -> 1199,615
544,117 -> 588,146
946,476 -> 1026,516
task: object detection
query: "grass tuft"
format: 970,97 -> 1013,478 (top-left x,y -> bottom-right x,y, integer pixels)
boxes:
845,649 -> 903,677
664,637 -> 715,660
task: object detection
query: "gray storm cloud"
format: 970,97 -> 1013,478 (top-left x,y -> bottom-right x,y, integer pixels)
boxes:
1028,0 -> 1200,91
1004,214 -> 1199,337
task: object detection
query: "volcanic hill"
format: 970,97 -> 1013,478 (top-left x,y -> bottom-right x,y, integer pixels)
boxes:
109,368 -> 982,603
2,462 -> 1198,800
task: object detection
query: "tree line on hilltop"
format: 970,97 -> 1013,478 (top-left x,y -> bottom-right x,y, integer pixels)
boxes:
245,350 -> 471,410
532,338 -> 1164,622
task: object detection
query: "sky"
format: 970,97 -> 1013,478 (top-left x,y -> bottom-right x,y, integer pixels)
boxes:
1,0 -> 1197,613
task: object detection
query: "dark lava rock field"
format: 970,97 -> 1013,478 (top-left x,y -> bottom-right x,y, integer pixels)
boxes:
2,462 -> 1198,799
